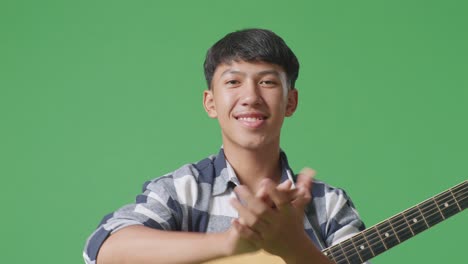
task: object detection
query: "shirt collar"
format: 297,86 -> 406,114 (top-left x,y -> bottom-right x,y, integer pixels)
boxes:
212,148 -> 296,196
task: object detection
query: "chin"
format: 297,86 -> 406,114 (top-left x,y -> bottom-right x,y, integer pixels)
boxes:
222,130 -> 278,151
230,137 -> 271,151
240,141 -> 265,150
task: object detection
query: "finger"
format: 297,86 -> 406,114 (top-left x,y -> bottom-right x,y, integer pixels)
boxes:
231,219 -> 262,241
234,186 -> 274,219
290,168 -> 315,210
276,179 -> 293,192
233,185 -> 258,207
275,180 -> 297,206
255,184 -> 275,209
262,180 -> 290,209
230,197 -> 270,230
291,188 -> 311,210
256,179 -> 292,208
296,167 -> 315,191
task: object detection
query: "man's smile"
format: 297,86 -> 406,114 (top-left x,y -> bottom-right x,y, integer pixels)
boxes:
234,112 -> 268,128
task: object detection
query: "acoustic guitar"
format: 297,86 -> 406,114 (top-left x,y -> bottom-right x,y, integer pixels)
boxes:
205,180 -> 466,264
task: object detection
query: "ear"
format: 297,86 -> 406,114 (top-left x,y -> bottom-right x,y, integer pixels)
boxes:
203,90 -> 218,118
285,88 -> 298,117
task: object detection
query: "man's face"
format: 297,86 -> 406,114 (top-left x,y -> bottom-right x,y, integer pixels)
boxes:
203,60 -> 298,151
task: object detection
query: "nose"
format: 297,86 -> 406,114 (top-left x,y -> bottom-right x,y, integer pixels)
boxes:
240,80 -> 263,106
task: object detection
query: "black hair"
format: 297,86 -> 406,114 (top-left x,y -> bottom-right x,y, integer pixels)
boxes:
203,28 -> 299,89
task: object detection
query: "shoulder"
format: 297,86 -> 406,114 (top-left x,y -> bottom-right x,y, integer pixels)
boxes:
311,180 -> 352,202
310,179 -> 360,221
141,154 -> 218,206
143,154 -> 216,188
309,180 -> 366,245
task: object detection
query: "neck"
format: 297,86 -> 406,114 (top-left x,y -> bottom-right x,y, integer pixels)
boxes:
222,142 -> 282,193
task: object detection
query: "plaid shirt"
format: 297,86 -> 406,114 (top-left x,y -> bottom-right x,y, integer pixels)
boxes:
83,149 -> 366,263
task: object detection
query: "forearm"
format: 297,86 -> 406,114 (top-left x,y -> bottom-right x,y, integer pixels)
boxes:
97,225 -> 228,264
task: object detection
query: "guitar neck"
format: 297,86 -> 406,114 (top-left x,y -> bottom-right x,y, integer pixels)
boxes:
322,180 -> 467,264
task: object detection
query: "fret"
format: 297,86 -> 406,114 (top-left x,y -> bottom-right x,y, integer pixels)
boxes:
373,225 -> 388,250
422,198 -> 444,226
361,229 -> 375,257
452,182 -> 467,210
364,227 -> 386,256
320,181 -> 466,264
404,206 -> 428,235
322,248 -> 335,263
328,244 -> 347,264
387,217 -> 401,244
415,204 -> 430,228
435,191 -> 460,219
338,243 -> 350,264
401,211 -> 415,236
376,221 -> 399,249
340,238 -> 361,264
449,188 -> 462,211
390,214 -> 412,242
374,225 -> 388,250
349,236 -> 364,264
351,233 -> 374,261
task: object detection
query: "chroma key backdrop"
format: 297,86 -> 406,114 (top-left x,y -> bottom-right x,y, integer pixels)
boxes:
1,0 -> 466,263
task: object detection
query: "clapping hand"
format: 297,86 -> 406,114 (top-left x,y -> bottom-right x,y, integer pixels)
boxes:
228,168 -> 316,258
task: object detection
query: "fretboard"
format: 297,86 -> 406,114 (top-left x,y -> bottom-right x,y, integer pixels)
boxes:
321,180 -> 467,264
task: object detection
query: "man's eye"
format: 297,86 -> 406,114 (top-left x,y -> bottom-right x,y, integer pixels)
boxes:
260,80 -> 277,86
226,80 -> 240,85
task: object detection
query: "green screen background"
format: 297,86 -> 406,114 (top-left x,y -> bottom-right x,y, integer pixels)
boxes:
1,0 -> 466,263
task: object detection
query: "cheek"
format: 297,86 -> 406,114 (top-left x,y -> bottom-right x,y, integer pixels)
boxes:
217,91 -> 237,105
267,93 -> 288,110
215,92 -> 236,113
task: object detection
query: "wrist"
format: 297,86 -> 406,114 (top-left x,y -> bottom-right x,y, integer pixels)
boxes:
217,228 -> 241,257
206,232 -> 233,258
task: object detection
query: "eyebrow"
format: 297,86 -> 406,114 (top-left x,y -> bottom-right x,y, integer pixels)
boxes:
220,69 -> 281,77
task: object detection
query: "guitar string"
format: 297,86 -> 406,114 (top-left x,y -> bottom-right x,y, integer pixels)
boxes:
325,183 -> 466,263
328,185 -> 466,264
326,184 -> 467,263
328,185 -> 467,263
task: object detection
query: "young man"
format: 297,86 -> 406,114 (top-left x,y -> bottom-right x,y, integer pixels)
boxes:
83,29 -> 366,264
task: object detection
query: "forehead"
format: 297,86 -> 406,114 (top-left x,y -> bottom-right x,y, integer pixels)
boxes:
213,60 -> 286,78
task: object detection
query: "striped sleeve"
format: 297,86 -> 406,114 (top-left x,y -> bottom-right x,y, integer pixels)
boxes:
322,186 -> 365,246
83,175 -> 184,264
320,184 -> 371,264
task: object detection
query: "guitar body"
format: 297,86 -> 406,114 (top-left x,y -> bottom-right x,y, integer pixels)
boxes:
204,250 -> 284,264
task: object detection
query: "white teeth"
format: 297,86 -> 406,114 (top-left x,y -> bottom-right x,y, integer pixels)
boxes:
238,117 -> 263,122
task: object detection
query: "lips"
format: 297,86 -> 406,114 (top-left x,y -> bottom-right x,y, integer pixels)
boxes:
234,112 -> 268,128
